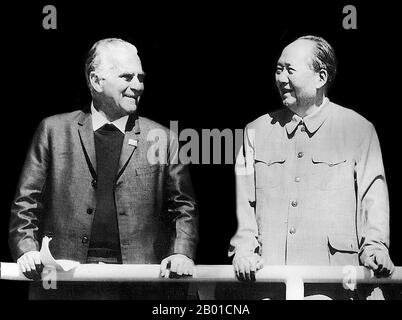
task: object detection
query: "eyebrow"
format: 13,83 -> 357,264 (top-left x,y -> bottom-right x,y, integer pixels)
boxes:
277,62 -> 292,67
119,72 -> 146,77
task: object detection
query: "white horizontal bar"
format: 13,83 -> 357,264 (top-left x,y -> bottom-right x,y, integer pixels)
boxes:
1,263 -> 402,283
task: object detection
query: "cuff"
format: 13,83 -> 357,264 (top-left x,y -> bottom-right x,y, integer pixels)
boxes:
170,238 -> 197,261
12,238 -> 39,261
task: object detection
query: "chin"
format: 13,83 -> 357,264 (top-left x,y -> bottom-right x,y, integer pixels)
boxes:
282,98 -> 296,108
122,104 -> 138,114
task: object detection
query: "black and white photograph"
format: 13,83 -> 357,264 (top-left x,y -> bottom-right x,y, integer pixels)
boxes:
0,0 -> 401,315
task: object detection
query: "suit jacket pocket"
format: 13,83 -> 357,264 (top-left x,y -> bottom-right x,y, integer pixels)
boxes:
255,151 -> 286,189
327,234 -> 359,266
311,152 -> 350,190
135,165 -> 160,176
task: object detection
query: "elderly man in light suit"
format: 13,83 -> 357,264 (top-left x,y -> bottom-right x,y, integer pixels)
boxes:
229,36 -> 394,299
9,38 -> 198,299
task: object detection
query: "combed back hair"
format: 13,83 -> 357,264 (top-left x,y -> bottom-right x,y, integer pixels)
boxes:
85,38 -> 138,91
298,35 -> 337,91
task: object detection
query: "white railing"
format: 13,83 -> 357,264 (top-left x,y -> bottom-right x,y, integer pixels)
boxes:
1,263 -> 401,300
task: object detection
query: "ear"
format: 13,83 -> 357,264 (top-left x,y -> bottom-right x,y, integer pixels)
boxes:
89,71 -> 103,93
316,69 -> 328,89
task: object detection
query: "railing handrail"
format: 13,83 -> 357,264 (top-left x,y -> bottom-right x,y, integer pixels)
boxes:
1,263 -> 401,283
2,263 -> 401,299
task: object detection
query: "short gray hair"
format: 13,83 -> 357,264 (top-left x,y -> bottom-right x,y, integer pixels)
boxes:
298,35 -> 337,91
84,38 -> 138,91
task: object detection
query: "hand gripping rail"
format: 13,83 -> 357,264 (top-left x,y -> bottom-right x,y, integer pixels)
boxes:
1,263 -> 401,300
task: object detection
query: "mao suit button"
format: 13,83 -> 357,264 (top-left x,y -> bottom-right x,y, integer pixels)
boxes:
297,152 -> 304,158
91,179 -> 97,188
295,177 -> 301,182
82,236 -> 89,244
291,200 -> 298,207
300,126 -> 306,132
87,208 -> 94,214
289,227 -> 296,234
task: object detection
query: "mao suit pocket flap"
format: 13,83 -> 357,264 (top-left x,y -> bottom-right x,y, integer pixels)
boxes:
311,151 -> 350,190
254,150 -> 286,189
255,150 -> 286,166
312,153 -> 346,167
327,234 -> 359,253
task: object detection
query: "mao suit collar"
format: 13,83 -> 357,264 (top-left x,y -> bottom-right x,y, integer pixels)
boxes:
285,98 -> 332,135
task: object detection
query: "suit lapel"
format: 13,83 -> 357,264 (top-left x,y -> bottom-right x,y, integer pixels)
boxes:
78,113 -> 97,179
117,115 -> 140,179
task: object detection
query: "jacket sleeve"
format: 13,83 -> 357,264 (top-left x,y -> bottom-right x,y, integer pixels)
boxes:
356,123 -> 390,260
9,120 -> 49,261
164,131 -> 199,261
229,126 -> 259,257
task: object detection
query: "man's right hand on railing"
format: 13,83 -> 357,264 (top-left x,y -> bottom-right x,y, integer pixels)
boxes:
232,252 -> 264,282
17,250 -> 43,281
160,254 -> 194,278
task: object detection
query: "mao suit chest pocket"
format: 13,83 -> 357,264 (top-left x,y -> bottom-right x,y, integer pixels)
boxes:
311,152 -> 351,190
255,151 -> 286,189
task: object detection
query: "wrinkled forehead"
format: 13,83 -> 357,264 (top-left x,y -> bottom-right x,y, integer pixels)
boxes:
97,43 -> 143,73
278,39 -> 315,66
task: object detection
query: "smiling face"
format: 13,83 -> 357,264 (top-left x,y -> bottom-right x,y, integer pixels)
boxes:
91,43 -> 145,120
275,39 -> 321,110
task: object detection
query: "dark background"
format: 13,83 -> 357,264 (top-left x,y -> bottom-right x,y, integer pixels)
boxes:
1,1 -> 400,299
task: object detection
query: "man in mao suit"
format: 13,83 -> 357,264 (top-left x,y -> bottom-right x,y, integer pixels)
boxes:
229,36 -> 394,299
9,38 -> 198,299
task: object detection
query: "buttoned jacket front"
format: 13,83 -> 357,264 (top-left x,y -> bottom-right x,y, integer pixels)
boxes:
230,100 -> 389,265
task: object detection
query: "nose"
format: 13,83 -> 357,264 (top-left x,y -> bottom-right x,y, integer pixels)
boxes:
276,70 -> 288,84
129,76 -> 144,92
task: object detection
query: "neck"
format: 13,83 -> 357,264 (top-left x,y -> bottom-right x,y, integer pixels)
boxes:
290,94 -> 327,118
93,99 -> 125,122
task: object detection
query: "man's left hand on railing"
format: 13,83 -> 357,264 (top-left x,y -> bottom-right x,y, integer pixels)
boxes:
360,249 -> 395,277
232,252 -> 264,282
160,254 -> 194,278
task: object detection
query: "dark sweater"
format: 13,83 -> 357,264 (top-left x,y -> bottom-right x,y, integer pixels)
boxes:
89,124 -> 124,257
